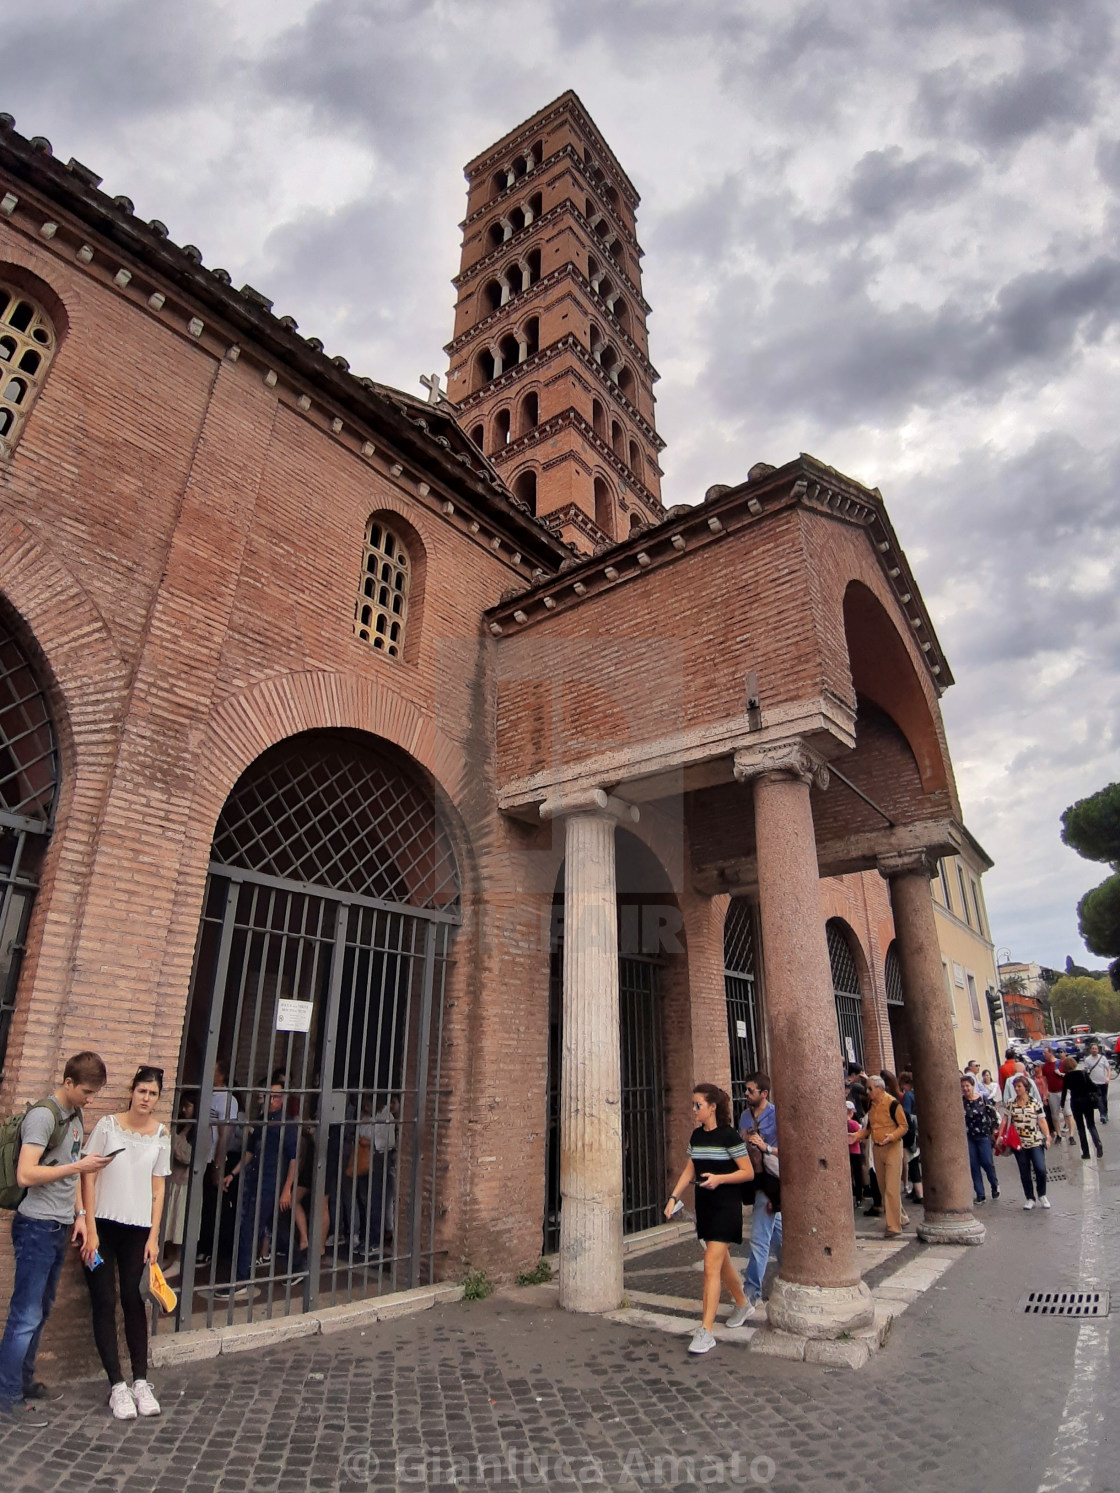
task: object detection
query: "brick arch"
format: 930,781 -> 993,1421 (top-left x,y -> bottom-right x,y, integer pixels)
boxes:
842,580 -> 950,793
149,670 -> 474,1070
0,515 -> 129,1101
0,247 -> 78,340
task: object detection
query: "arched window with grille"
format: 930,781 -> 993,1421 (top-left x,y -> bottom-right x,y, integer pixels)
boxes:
0,608 -> 59,1077
0,283 -> 58,458
723,897 -> 760,1119
827,918 -> 865,1067
354,518 -> 410,659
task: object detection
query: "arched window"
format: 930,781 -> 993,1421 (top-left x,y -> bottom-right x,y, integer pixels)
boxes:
523,317 -> 539,356
468,423 -> 484,449
0,284 -> 57,457
521,391 -> 539,432
488,220 -> 507,249
506,261 -> 526,296
512,468 -> 537,515
483,279 -> 503,313
591,399 -> 606,439
354,519 -> 410,659
617,365 -> 635,400
498,333 -> 521,371
526,248 -> 541,286
628,513 -> 642,533
610,420 -> 623,457
827,919 -> 865,1066
492,408 -> 511,450
628,440 -> 642,477
594,476 -> 614,539
588,254 -> 601,288
475,348 -> 496,389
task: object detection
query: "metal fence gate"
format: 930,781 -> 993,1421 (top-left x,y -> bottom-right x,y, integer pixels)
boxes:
827,919 -> 865,1067
545,951 -> 666,1252
723,897 -> 760,1119
169,733 -> 459,1330
0,615 -> 58,1081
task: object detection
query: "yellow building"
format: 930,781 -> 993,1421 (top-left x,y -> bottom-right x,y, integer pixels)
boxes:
930,828 -> 1003,1073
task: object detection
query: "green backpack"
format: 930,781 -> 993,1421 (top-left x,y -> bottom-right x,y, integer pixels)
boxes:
0,1097 -> 75,1210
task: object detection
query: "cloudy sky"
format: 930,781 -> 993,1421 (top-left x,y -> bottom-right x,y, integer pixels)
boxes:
8,0 -> 1119,968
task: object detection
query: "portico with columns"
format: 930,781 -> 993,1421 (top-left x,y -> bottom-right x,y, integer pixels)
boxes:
489,453 -> 985,1340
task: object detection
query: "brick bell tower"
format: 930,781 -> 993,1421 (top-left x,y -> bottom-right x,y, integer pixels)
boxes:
445,91 -> 665,553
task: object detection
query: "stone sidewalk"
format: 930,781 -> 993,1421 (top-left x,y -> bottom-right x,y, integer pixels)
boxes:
2,1149 -> 1116,1492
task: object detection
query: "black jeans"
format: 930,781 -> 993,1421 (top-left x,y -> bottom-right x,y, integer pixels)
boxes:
85,1218 -> 149,1385
1072,1104 -> 1102,1157
1014,1144 -> 1047,1201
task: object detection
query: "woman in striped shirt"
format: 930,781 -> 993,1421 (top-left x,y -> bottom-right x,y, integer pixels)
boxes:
665,1083 -> 755,1355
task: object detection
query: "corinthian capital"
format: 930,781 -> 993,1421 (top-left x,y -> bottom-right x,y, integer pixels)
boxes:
732,740 -> 830,789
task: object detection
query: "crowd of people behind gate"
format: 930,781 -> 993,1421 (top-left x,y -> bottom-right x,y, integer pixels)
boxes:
667,1038 -> 1112,1356
0,1048 -> 401,1430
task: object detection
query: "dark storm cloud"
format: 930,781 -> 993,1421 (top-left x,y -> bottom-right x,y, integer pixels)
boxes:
845,148 -> 979,226
917,63 -> 1099,149
2,0 -> 226,123
700,254 -> 1120,427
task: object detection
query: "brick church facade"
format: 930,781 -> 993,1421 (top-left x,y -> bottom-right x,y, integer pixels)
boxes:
0,93 -> 984,1368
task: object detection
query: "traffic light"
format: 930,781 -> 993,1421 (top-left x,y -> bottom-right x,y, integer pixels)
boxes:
986,988 -> 1002,1024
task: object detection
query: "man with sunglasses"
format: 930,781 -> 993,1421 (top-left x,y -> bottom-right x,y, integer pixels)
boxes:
737,1072 -> 780,1312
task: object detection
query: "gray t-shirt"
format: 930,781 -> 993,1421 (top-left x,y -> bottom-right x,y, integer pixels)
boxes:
17,1103 -> 82,1224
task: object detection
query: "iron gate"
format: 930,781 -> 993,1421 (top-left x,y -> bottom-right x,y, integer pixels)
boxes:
545,951 -> 666,1251
828,919 -> 865,1067
170,733 -> 458,1330
0,615 -> 58,1079
723,897 -> 760,1119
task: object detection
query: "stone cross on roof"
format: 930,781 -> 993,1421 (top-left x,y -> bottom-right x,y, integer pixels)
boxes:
420,372 -> 448,405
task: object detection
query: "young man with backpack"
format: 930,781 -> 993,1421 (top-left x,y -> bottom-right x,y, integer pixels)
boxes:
0,1051 -> 112,1426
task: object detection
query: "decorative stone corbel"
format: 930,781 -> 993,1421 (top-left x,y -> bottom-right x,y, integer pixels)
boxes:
732,739 -> 830,790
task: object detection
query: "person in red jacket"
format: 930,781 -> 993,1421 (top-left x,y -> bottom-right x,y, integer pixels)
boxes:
998,1048 -> 1019,1092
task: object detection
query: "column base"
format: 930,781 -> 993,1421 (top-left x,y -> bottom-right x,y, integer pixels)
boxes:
558,1200 -> 624,1314
766,1276 -> 874,1340
916,1210 -> 986,1246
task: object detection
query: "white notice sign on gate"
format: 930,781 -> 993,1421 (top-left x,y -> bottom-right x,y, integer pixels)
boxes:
845,1036 -> 856,1064
735,1020 -> 748,1039
276,999 -> 313,1033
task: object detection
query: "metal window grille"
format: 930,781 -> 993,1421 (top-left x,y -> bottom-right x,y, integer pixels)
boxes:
0,285 -> 57,458
544,948 -> 667,1253
0,617 -> 57,1077
169,734 -> 458,1331
828,919 -> 865,1067
724,898 -> 760,1119
354,520 -> 410,657
211,735 -> 459,912
885,943 -> 903,1006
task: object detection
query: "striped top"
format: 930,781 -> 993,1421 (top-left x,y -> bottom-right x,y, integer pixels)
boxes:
688,1125 -> 748,1176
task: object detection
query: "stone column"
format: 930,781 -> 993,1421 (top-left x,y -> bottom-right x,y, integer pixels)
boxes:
735,743 -> 874,1339
540,788 -> 639,1313
880,853 -> 985,1245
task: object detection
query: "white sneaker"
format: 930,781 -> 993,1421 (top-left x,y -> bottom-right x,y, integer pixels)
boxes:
726,1302 -> 753,1329
1023,1199 -> 1035,1210
688,1327 -> 717,1355
109,1382 -> 137,1420
131,1380 -> 161,1417
1039,1197 -> 1051,1209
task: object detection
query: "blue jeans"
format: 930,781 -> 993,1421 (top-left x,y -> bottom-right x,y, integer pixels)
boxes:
0,1214 -> 70,1403
744,1199 -> 782,1300
1014,1144 -> 1047,1200
967,1135 -> 998,1199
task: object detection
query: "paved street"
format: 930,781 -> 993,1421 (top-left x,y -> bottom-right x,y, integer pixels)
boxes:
3,1146 -> 1116,1493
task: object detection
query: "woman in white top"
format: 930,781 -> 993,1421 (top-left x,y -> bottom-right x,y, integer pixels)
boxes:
80,1065 -> 171,1421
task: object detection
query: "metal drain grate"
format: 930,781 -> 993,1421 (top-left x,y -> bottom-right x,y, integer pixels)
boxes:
1019,1290 -> 1110,1317
1046,1166 -> 1069,1184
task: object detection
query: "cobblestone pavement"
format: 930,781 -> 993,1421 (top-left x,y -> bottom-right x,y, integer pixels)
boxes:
3,1149 -> 1117,1493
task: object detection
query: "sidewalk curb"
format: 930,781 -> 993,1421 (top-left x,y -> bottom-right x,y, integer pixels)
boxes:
150,1283 -> 464,1367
